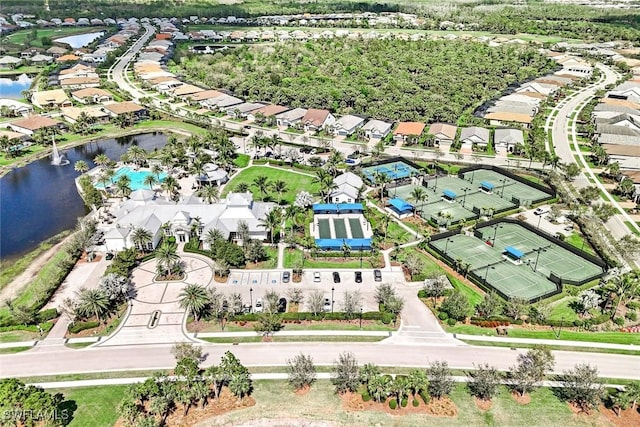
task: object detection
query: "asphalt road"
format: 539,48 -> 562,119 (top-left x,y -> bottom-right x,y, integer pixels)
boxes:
1,341 -> 639,380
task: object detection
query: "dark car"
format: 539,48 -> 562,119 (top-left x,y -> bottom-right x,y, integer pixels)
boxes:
355,271 -> 362,283
222,300 -> 229,312
282,271 -> 291,283
333,272 -> 341,283
374,269 -> 382,282
277,298 -> 287,313
105,252 -> 114,260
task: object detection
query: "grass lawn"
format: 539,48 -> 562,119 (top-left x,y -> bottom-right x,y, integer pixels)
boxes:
0,65 -> 45,75
0,346 -> 32,354
50,385 -> 128,427
449,275 -> 484,307
460,339 -> 640,356
548,299 -> 580,322
564,232 -> 595,255
0,330 -> 40,343
233,153 -> 250,168
201,335 -> 386,343
222,166 -> 319,204
446,324 -> 640,345
5,27 -> 108,47
624,221 -> 640,236
282,249 -> 379,269
196,320 -> 394,333
246,247 -> 278,269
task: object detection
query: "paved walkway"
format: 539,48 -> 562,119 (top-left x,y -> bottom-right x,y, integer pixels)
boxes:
456,333 -> 638,351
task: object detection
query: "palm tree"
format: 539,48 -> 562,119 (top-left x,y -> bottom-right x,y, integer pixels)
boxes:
253,175 -> 270,200
143,174 -> 158,190
151,164 -> 164,181
156,240 -> 180,277
284,205 -> 300,239
178,283 -> 212,321
74,160 -> 89,175
161,175 -> 179,199
205,228 -> 224,250
235,182 -> 250,193
409,186 -> 427,217
260,208 -> 282,245
116,175 -> 132,198
131,227 -> 153,252
198,185 -> 219,204
127,145 -> 147,167
341,240 -> 351,259
93,153 -> 111,167
271,179 -> 288,204
368,375 -> 391,403
76,288 -> 110,323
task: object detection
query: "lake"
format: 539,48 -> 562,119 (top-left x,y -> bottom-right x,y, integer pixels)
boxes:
0,74 -> 33,100
0,133 -> 168,261
53,31 -> 105,48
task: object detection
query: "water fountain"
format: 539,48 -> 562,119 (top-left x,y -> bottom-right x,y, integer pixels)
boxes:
51,136 -> 69,166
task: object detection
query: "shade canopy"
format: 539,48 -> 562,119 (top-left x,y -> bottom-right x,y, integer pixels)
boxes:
480,181 -> 494,190
388,197 -> 414,213
505,246 -> 524,259
443,189 -> 457,199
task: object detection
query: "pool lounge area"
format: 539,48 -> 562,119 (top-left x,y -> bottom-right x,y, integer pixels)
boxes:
94,167 -> 167,191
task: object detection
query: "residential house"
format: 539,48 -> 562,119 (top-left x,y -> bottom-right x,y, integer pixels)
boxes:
275,108 -> 307,127
71,88 -> 113,104
9,115 -> 63,136
201,93 -> 243,111
428,123 -> 457,145
0,98 -> 33,117
171,84 -> 204,98
46,46 -> 68,57
459,126 -> 491,148
61,106 -> 110,124
393,121 -> 425,142
494,128 -> 524,153
31,89 -> 72,109
330,172 -> 364,204
302,108 -> 336,132
59,76 -> 100,89
55,54 -> 80,63
361,119 -> 392,139
246,104 -> 289,122
225,102 -> 266,119
333,115 -> 365,136
0,55 -> 23,69
28,54 -> 53,65
184,89 -> 223,105
103,191 -> 276,252
102,102 -> 147,119
485,112 -> 534,128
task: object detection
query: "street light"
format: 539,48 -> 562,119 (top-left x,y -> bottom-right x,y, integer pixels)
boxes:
360,244 -> 364,268
537,214 -> 543,230
331,286 -> 335,313
249,287 -> 253,312
470,168 -> 476,183
483,265 -> 495,284
500,178 -> 508,197
461,187 -> 470,207
359,307 -> 363,329
533,247 -> 547,272
444,238 -> 453,254
492,225 -> 503,247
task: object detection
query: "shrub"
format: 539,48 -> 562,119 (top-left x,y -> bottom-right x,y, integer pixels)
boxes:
37,308 -> 59,322
419,390 -> 430,404
381,313 -> 394,324
68,321 -> 99,334
447,318 -> 457,326
625,311 -> 637,321
438,311 -> 449,320
389,399 -> 397,409
626,301 -> 640,311
613,317 -> 624,326
573,319 -> 584,327
412,398 -> 420,407
401,398 -> 408,408
361,391 -> 371,402
417,289 -> 428,298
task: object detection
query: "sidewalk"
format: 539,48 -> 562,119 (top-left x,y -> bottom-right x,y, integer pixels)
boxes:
29,373 -> 627,390
455,333 -> 638,351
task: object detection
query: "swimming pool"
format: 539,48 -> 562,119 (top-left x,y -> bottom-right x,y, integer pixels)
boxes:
95,167 -> 167,191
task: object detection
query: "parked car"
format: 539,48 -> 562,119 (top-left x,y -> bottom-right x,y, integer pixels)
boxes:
242,304 -> 252,314
333,272 -> 341,283
282,271 -> 290,283
564,225 -> 574,232
534,207 -> 549,216
277,297 -> 287,313
323,298 -> 331,312
254,299 -> 263,313
374,269 -> 382,282
313,271 -> 321,282
105,252 -> 114,260
355,271 -> 362,283
222,300 -> 229,312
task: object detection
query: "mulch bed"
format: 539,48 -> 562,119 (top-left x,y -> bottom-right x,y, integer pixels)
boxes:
510,391 -> 531,405
340,392 -> 457,417
600,404 -> 640,427
474,397 -> 493,411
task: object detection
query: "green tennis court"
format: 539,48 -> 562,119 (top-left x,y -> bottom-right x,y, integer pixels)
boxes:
432,221 -> 604,301
349,218 -> 364,238
460,169 -> 549,204
318,219 -> 331,239
333,218 -> 348,239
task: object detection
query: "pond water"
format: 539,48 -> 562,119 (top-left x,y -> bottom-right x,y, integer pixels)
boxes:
0,74 -> 33,99
53,31 -> 104,48
0,133 -> 168,261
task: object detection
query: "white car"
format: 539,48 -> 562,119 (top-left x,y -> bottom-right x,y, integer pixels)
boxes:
254,299 -> 263,313
534,207 -> 549,216
323,298 -> 331,312
313,272 -> 321,282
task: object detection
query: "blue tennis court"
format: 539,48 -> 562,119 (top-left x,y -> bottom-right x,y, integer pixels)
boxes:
362,161 -> 420,183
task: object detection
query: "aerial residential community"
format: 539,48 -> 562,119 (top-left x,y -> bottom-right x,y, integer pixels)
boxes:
1,1 -> 640,426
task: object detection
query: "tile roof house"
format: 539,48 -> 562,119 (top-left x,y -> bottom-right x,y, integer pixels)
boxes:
46,46 -> 68,57
9,115 -> 63,136
59,76 -> 101,89
302,108 -> 336,132
103,101 -> 147,118
333,115 -> 366,136
171,84 -> 204,97
459,126 -> 490,147
428,123 -> 457,144
28,54 -> 53,65
0,98 -> 33,117
61,106 -> 110,123
71,88 -> 113,104
494,128 -> 524,153
184,89 -> 224,104
361,119 -> 392,139
275,108 -> 307,127
330,172 -> 364,204
103,191 -> 276,252
0,55 -> 23,68
201,93 -> 244,110
246,104 -> 290,121
485,111 -> 534,127
225,102 -> 267,118
393,122 -> 425,142
31,89 -> 72,109
55,54 -> 80,63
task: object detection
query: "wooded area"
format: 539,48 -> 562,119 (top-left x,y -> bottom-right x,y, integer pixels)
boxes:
177,39 -> 556,123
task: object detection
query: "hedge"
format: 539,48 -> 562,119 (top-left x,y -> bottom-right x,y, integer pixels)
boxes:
0,322 -> 54,333
401,398 -> 408,408
68,321 -> 99,334
361,391 -> 371,402
37,308 -> 59,322
229,311 -> 385,322
389,399 -> 397,409
412,398 -> 420,407
419,390 -> 430,404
